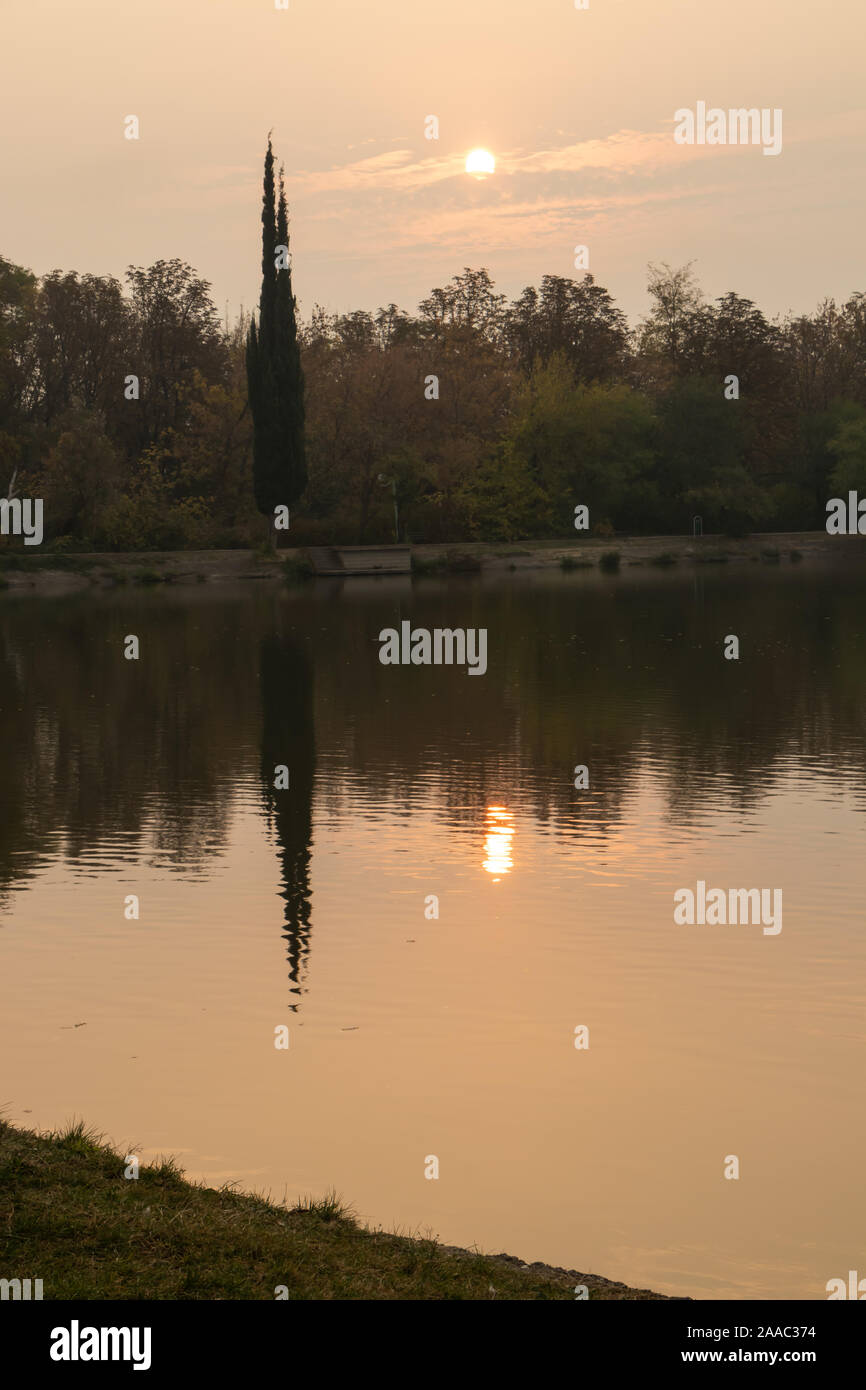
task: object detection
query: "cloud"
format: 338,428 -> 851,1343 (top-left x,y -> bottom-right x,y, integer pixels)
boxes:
507,129 -> 690,177
291,127 -> 709,197
291,106 -> 866,201
331,184 -> 726,255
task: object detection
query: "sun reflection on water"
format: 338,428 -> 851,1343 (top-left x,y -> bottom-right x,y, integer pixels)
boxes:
483,805 -> 514,879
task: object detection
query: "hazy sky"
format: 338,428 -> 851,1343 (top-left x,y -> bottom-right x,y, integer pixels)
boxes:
4,0 -> 864,326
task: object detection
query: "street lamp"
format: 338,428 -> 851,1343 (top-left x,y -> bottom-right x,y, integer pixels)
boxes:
378,473 -> 400,542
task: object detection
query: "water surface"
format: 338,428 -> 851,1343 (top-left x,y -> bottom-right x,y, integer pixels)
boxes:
2,562 -> 864,1298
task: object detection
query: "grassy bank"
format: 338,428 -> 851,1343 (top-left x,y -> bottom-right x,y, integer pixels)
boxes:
1,531 -> 865,595
0,1120 -> 670,1300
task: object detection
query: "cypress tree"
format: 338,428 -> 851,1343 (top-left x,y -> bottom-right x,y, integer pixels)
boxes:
246,139 -> 306,546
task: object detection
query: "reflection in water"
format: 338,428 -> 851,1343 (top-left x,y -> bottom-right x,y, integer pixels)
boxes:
483,805 -> 514,879
2,565 -> 866,1299
259,629 -> 315,1010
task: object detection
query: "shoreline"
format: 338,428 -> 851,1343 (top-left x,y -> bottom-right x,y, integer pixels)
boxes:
0,1119 -> 674,1300
1,530 -> 864,595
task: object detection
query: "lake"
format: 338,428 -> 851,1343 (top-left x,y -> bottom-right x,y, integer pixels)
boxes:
1,560 -> 864,1299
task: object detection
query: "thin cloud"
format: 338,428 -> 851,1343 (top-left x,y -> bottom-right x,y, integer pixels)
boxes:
290,109 -> 866,200
293,128 -> 703,196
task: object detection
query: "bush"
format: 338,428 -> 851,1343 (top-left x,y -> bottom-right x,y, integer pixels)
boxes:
411,553 -> 445,575
443,549 -> 482,572
49,534 -> 96,554
282,554 -> 314,582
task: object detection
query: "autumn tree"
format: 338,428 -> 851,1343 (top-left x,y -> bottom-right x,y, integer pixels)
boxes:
125,259 -> 225,453
505,274 -> 629,383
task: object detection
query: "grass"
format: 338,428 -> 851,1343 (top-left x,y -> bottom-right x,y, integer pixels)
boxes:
0,1119 -> 667,1301
599,550 -> 621,572
559,555 -> 594,571
650,552 -> 679,566
412,550 -> 482,575
101,565 -> 129,585
0,552 -> 99,573
282,554 -> 314,582
442,549 -> 482,572
411,553 -> 444,574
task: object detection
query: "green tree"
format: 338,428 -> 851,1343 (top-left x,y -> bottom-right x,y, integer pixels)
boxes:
33,271 -> 129,428
418,267 -> 506,344
0,257 -> 37,436
33,405 -> 123,542
503,355 -> 658,532
658,377 -> 770,534
505,274 -> 629,383
246,141 -> 306,548
828,404 -> 866,494
125,259 -> 225,452
636,261 -> 705,384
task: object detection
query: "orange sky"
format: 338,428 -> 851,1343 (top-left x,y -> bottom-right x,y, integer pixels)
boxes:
3,0 -> 864,323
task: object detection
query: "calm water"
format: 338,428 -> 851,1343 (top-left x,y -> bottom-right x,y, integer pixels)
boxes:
2,562 -> 865,1299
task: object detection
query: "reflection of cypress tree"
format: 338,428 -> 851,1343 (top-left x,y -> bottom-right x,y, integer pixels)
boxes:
259,633 -> 315,1009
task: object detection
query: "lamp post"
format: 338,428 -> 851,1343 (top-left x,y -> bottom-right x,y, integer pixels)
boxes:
378,473 -> 400,542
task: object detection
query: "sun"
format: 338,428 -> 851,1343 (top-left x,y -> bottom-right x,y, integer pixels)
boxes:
465,147 -> 495,179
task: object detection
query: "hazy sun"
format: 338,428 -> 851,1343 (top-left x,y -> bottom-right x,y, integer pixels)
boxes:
465,147 -> 495,179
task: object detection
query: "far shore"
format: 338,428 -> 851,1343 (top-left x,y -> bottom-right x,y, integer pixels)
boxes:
1,530 -> 864,595
0,1119 -> 675,1300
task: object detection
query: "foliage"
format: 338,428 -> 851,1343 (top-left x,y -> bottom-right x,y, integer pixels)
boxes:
1,246 -> 865,548
246,143 -> 306,537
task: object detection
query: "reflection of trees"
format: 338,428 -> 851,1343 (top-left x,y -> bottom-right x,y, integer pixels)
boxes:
0,592 -> 258,905
2,566 -> 866,956
309,567 -> 866,839
259,627 -> 314,1010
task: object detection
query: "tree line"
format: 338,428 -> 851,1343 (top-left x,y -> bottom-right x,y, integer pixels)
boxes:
1,246 -> 865,550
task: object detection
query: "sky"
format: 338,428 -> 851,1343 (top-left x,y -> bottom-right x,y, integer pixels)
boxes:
3,0 -> 865,327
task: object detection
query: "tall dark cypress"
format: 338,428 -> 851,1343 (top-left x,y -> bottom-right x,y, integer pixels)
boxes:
275,165 -> 306,502
246,139 -> 306,541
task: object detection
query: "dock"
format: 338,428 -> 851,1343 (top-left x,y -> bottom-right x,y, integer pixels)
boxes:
306,545 -> 412,577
